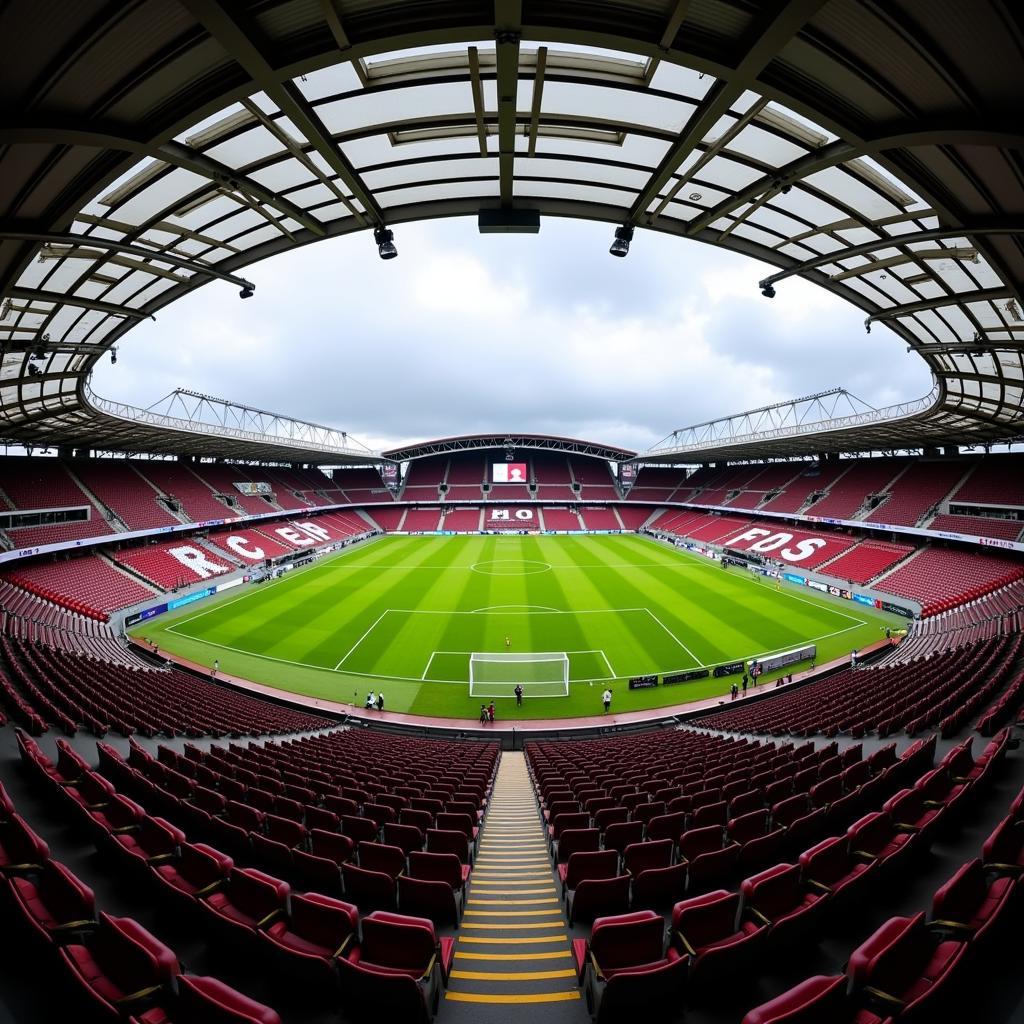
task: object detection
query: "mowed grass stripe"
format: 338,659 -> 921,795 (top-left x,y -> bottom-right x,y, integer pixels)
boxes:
142,534 -> 902,718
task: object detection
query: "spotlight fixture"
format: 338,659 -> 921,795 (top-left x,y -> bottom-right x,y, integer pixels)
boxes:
239,284 -> 254,299
374,226 -> 398,260
609,223 -> 634,258
110,347 -> 118,365
27,362 -> 41,377
760,282 -> 776,298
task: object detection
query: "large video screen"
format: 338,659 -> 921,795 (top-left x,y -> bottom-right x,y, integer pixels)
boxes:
492,462 -> 528,484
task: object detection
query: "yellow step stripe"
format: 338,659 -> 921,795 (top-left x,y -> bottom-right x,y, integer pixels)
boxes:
468,887 -> 556,895
455,951 -> 571,961
450,968 -> 576,981
446,991 -> 580,1004
467,898 -> 559,906
462,920 -> 563,928
466,913 -> 565,921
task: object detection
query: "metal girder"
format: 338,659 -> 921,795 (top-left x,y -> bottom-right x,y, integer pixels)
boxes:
0,228 -> 255,290
5,287 -> 154,320
686,125 -> 1024,238
759,222 -> 1024,289
467,46 -> 489,157
629,0 -> 828,223
179,0 -> 382,227
864,287 -> 1015,330
494,0 -> 523,207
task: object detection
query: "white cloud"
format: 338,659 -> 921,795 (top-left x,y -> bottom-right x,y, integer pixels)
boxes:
90,216 -> 931,455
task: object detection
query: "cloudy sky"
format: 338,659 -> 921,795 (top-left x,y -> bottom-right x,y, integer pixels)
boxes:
91,216 -> 931,455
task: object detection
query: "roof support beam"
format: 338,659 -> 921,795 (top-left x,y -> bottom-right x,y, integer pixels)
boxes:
687,125 -> 1024,238
179,0 -> 382,226
526,46 -> 547,158
467,46 -> 489,157
494,0 -> 523,207
864,287 -> 1014,331
628,0 -> 828,223
0,228 -> 255,290
759,222 -> 1024,288
6,287 -> 155,320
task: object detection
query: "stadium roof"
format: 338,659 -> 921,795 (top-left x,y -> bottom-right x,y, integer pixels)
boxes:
384,433 -> 636,462
0,0 -> 1022,464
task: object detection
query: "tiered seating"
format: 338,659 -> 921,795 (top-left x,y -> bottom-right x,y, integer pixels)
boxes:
364,507 -> 406,531
696,634 -> 1021,738
189,463 -> 281,515
137,462 -> 233,522
3,637 -> 330,737
928,513 -> 1022,542
0,457 -> 114,548
75,461 -> 179,530
948,453 -> 1024,507
804,459 -> 908,519
4,555 -> 153,619
533,452 -> 576,500
818,540 -> 914,584
570,457 -> 620,501
616,506 -> 655,530
721,522 -> 858,569
580,508 -> 622,530
723,464 -> 805,510
439,508 -> 481,532
205,527 -> 295,562
113,541 -> 234,589
626,467 -> 691,503
332,467 -> 392,503
865,459 -> 966,526
544,508 -> 583,531
402,509 -> 442,532
401,456 -> 446,502
759,462 -> 847,514
876,547 -> 1024,615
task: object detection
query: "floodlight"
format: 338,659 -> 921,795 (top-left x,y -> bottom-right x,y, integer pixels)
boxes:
239,284 -> 254,299
27,362 -> 42,377
609,223 -> 633,258
374,226 -> 398,260
760,282 -> 776,298
110,347 -> 118,365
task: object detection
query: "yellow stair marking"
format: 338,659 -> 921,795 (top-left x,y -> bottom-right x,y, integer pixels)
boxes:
450,968 -> 577,981
467,898 -> 559,906
446,992 -> 580,1004
468,887 -> 557,895
455,951 -> 572,961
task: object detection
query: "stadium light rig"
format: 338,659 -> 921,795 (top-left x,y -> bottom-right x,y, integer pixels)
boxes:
760,281 -> 776,298
374,226 -> 398,260
609,223 -> 634,258
238,283 -> 255,299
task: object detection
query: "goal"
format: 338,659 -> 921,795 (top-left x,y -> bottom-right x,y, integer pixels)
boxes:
468,652 -> 570,698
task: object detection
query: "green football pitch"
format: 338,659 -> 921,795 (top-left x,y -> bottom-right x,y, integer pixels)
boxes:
133,534 -> 904,720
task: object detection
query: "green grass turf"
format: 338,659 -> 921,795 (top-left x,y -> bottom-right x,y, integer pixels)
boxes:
133,534 -> 905,720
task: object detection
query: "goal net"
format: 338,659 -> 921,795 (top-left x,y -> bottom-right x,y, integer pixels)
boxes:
468,652 -> 570,698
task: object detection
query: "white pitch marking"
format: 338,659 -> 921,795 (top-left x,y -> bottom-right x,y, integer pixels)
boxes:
334,610 -> 390,670
644,608 -> 702,665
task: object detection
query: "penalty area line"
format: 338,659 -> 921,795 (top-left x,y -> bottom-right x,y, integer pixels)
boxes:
644,608 -> 702,665
334,610 -> 390,671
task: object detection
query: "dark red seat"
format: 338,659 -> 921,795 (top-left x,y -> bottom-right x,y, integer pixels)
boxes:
555,827 -> 600,864
741,973 -> 890,1024
846,811 -> 918,877
112,815 -> 184,868
0,813 -> 50,874
58,912 -> 180,1020
930,858 -> 1017,945
631,862 -> 688,911
981,815 -> 1024,875
341,862 -> 397,913
359,841 -> 407,880
425,828 -> 471,866
202,867 -> 289,939
603,821 -> 644,857
799,836 -> 876,906
679,826 -> 739,892
881,789 -> 944,847
258,892 -> 358,991
152,842 -> 233,905
567,874 -> 631,925
622,838 -> 673,877
383,823 -> 425,856
671,889 -> 767,992
9,858 -> 97,944
845,912 -> 969,1023
740,862 -> 827,947
572,909 -> 668,984
161,974 -> 282,1024
559,849 -> 619,898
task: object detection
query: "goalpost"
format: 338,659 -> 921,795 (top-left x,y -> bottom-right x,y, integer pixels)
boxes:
468,652 -> 570,698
